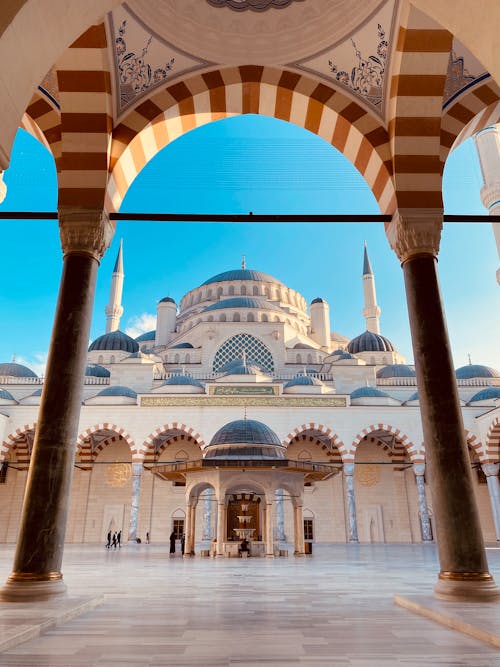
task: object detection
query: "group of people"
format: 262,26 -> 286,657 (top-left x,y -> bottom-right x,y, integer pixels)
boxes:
170,531 -> 185,556
106,530 -> 121,549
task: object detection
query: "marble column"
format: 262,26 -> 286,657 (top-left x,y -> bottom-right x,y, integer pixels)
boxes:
387,210 -> 498,600
0,208 -> 114,601
216,502 -> 225,556
128,462 -> 143,542
343,463 -> 359,542
203,488 -> 214,539
473,127 -> 500,285
187,504 -> 197,556
294,504 -> 305,555
265,502 -> 274,557
482,463 -> 500,540
184,502 -> 192,556
276,489 -> 285,541
413,464 -> 432,541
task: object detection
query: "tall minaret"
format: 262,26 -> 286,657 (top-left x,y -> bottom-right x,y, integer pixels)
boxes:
105,239 -> 124,333
362,242 -> 381,334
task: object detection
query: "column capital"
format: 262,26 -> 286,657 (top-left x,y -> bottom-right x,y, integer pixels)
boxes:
413,463 -> 426,477
386,209 -> 443,264
343,463 -> 355,476
482,462 -> 499,477
59,207 -> 115,261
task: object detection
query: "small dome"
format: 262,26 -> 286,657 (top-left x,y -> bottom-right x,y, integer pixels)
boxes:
0,388 -> 15,400
376,364 -> 416,379
284,375 -> 323,388
205,419 -> 285,460
311,297 -> 326,304
455,364 -> 500,380
135,330 -> 156,342
96,385 -> 137,399
0,362 -> 38,378
407,392 -> 419,402
350,386 -> 391,399
220,358 -> 265,374
85,364 -> 110,378
201,269 -> 283,286
333,353 -> 354,360
468,387 -> 500,403
159,296 -> 176,304
203,297 -> 283,313
293,343 -> 314,349
163,375 -> 204,388
170,342 -> 194,349
31,388 -> 43,397
331,348 -> 345,355
88,330 -> 139,353
347,331 -> 395,354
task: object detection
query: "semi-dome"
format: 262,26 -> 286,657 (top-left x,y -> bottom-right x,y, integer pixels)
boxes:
468,387 -> 500,403
96,385 -> 137,399
202,297 -> 283,313
30,388 -> 43,397
170,342 -> 194,349
88,330 -> 139,353
333,352 -> 354,360
350,387 -> 391,399
293,343 -> 315,349
135,330 -> 156,342
204,419 -> 285,460
406,392 -> 419,402
202,269 -> 283,286
162,375 -> 204,388
347,331 -> 395,354
221,358 -> 266,376
0,387 -> 16,400
284,375 -> 323,388
376,364 -> 416,379
455,364 -> 500,380
85,364 -> 110,378
0,362 -> 38,378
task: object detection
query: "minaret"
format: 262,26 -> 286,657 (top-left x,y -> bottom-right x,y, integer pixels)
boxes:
362,242 -> 381,334
105,239 -> 124,333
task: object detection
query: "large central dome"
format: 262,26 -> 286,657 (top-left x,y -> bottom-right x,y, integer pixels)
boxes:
204,419 -> 286,459
201,269 -> 283,286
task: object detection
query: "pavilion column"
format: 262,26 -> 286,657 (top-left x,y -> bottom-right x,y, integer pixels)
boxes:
265,501 -> 274,557
276,488 -> 285,541
185,503 -> 196,556
216,502 -> 225,556
482,463 -> 500,540
294,504 -> 305,556
203,488 -> 214,539
343,463 -> 359,542
184,502 -> 192,556
473,127 -> 500,285
413,464 -> 432,541
128,462 -> 143,542
0,208 -> 114,601
387,210 -> 498,600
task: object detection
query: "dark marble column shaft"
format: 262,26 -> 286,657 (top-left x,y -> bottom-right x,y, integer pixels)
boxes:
403,255 -> 490,577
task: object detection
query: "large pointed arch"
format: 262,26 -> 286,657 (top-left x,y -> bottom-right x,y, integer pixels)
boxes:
485,416 -> 500,463
107,66 -> 394,213
351,423 -> 420,463
283,422 -> 346,460
1,423 -> 37,466
141,423 -> 204,463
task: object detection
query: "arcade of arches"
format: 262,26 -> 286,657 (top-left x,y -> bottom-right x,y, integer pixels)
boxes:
0,0 -> 499,606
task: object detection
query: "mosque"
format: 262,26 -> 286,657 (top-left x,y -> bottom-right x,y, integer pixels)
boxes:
1,243 -> 499,556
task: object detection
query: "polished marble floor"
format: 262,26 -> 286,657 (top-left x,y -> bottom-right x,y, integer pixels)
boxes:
0,543 -> 499,666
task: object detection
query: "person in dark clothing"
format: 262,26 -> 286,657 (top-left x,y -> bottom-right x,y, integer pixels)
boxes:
180,534 -> 185,555
146,531 -> 150,544
169,531 -> 176,555
112,532 -> 117,549
117,530 -> 121,548
239,538 -> 250,556
106,530 -> 111,549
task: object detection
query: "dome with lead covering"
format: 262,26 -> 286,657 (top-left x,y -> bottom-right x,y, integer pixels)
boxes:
203,297 -> 283,313
284,375 -> 323,388
350,387 -> 391,399
85,364 -> 110,378
204,419 -> 285,459
455,364 -> 500,380
376,364 -> 416,379
347,331 -> 395,354
88,330 -> 139,353
202,269 -> 283,286
163,375 -> 204,388
468,387 -> 500,403
96,385 -> 137,399
135,330 -> 156,342
0,362 -> 37,378
0,388 -> 16,401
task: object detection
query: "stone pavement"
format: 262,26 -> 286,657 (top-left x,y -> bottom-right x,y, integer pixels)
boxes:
0,543 -> 499,666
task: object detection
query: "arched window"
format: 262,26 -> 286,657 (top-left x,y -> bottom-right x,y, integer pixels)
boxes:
98,355 -> 104,364
247,312 -> 254,322
253,286 -> 259,296
296,354 -> 302,364
306,354 -> 313,364
110,355 -> 115,364
212,333 -> 274,372
241,285 -> 247,295
274,316 -> 280,322
185,354 -> 191,363
207,289 -> 212,299
174,354 -> 180,363
207,315 -> 214,322
233,312 -> 240,322
261,314 -> 268,322
228,285 -> 235,296
217,287 -> 223,297
220,314 -> 226,322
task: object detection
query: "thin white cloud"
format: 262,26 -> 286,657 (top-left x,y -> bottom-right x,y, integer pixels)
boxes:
16,352 -> 48,377
125,313 -> 157,338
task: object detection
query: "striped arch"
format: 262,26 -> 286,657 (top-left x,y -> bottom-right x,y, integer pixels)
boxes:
388,6 -> 453,210
283,423 -> 346,460
464,429 -> 486,462
141,423 -> 204,462
56,23 -> 113,208
350,423 -> 421,463
22,89 -> 61,164
76,424 -> 136,466
107,66 -> 394,213
1,422 -> 37,465
441,80 -> 500,157
485,417 -> 500,463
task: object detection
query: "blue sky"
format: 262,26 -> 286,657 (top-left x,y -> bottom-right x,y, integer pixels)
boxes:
0,115 -> 498,375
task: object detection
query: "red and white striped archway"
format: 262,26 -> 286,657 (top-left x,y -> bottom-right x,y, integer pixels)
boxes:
283,422 -> 347,459
350,423 -> 421,463
76,423 -> 136,463
141,423 -> 205,461
1,422 -> 37,463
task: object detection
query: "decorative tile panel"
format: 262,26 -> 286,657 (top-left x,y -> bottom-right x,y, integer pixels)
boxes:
140,396 -> 348,407
207,0 -> 304,10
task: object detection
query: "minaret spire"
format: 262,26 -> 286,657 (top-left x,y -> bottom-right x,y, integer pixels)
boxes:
361,243 -> 381,334
241,254 -> 246,270
105,239 -> 124,333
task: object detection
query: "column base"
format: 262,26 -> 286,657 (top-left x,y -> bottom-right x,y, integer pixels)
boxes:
434,572 -> 500,601
0,573 -> 67,602
294,552 -> 305,557
266,554 -> 275,559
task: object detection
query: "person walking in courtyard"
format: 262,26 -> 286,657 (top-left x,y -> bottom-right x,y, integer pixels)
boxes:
146,531 -> 150,544
181,533 -> 185,555
169,531 -> 176,555
112,532 -> 117,549
106,530 -> 111,549
117,530 -> 121,548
